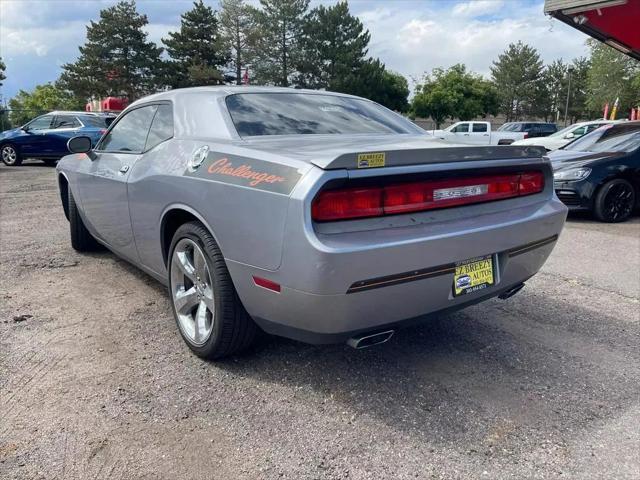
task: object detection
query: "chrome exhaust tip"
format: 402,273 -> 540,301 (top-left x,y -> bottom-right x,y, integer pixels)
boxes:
498,282 -> 525,300
347,330 -> 395,349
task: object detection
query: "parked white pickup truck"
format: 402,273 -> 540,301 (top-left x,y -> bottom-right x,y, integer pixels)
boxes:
432,121 -> 525,145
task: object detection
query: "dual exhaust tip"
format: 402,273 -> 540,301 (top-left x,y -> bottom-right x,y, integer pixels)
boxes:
346,283 -> 526,349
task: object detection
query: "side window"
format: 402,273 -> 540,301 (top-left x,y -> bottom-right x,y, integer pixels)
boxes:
145,104 -> 174,151
472,123 -> 488,133
98,106 -> 157,153
452,123 -> 469,133
53,115 -> 81,129
27,115 -> 53,130
572,126 -> 587,137
586,124 -> 602,134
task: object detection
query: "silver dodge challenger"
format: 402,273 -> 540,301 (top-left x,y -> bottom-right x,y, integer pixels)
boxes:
56,86 -> 567,359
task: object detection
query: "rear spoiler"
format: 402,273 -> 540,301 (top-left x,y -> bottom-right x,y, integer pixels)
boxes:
317,145 -> 548,170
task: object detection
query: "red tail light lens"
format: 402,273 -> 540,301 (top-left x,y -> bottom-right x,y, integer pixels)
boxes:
523,132 -> 529,139
311,171 -> 544,222
311,187 -> 383,221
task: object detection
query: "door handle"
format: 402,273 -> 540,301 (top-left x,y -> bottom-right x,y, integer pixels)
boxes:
119,165 -> 130,174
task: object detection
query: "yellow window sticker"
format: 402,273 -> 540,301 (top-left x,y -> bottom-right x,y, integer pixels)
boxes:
357,152 -> 386,168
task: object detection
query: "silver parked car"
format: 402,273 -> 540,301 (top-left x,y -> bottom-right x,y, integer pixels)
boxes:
57,86 -> 567,359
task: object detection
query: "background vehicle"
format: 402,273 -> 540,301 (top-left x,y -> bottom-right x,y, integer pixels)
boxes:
57,87 -> 566,359
551,121 -> 640,222
432,121 -> 525,145
512,120 -> 618,151
0,111 -> 115,166
498,122 -> 557,138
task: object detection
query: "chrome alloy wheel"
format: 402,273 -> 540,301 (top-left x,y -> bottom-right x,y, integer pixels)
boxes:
1,145 -> 17,165
170,238 -> 215,346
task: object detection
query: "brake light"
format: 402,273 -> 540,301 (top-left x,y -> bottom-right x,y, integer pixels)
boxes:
311,172 -> 544,222
523,132 -> 529,139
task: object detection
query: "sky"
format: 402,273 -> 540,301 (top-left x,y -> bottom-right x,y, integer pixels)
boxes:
0,0 -> 591,102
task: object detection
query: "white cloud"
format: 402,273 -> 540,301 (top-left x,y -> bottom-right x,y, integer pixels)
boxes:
452,0 -> 505,17
359,1 -> 588,88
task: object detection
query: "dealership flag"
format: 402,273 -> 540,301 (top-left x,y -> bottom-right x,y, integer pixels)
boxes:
242,68 -> 249,85
610,97 -> 619,120
603,102 -> 609,120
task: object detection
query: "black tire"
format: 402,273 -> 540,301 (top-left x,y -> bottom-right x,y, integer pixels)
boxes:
1,143 -> 22,166
68,188 -> 102,251
168,221 -> 258,359
43,159 -> 58,167
593,178 -> 636,223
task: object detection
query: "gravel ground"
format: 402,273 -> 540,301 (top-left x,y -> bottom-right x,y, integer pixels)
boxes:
1,161 -> 639,480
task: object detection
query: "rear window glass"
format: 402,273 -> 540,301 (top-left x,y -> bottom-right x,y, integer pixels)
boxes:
81,115 -> 114,128
225,93 -> 421,137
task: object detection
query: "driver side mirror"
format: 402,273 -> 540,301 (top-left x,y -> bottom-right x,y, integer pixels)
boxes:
67,135 -> 93,155
564,132 -> 575,139
21,125 -> 31,132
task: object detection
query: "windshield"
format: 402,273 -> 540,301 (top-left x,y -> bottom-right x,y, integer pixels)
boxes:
225,93 -> 422,137
563,123 -> 640,153
550,124 -> 581,138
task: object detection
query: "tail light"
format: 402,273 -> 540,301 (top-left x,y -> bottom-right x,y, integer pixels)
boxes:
99,129 -> 107,135
311,171 -> 544,222
523,132 -> 529,139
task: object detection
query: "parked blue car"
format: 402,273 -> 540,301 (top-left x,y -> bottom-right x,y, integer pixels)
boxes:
0,111 -> 116,166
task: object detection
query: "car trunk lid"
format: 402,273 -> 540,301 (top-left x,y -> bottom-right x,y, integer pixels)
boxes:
240,134 -> 547,170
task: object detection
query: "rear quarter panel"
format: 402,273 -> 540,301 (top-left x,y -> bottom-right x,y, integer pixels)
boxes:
127,139 -> 313,277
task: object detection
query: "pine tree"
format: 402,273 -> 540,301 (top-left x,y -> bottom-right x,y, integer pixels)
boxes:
0,57 -> 6,87
60,1 -> 163,102
219,0 -> 257,85
163,0 -> 229,88
294,1 -> 370,90
490,41 -> 544,121
586,40 -> 639,118
250,0 -> 309,86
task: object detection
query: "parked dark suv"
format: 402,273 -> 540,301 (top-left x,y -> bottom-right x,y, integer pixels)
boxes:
498,122 -> 558,138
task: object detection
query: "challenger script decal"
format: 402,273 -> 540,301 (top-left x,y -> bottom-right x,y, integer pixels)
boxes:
193,154 -> 303,195
208,158 -> 286,187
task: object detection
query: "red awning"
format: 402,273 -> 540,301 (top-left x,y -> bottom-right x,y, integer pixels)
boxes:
544,0 -> 640,60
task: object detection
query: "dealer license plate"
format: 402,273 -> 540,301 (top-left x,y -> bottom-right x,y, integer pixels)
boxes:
453,255 -> 494,296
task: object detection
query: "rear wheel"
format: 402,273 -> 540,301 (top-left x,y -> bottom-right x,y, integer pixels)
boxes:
1,144 -> 22,166
594,179 -> 635,223
68,188 -> 102,251
168,221 -> 258,359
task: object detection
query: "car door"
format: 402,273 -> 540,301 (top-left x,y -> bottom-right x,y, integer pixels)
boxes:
468,122 -> 490,145
449,122 -> 471,143
48,114 -> 82,157
19,114 -> 55,156
77,104 -> 158,261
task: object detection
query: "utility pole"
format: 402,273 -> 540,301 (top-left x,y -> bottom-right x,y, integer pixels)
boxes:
563,66 -> 574,127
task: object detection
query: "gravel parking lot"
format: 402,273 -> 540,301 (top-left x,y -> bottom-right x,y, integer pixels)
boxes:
1,161 -> 639,480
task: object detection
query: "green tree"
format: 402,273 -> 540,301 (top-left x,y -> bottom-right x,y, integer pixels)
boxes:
412,64 -> 499,127
60,0 -> 164,102
491,41 -> 544,121
8,83 -> 85,126
163,0 -> 228,88
337,59 -> 409,111
586,40 -> 639,118
219,0 -> 257,85
294,1 -> 370,90
0,57 -> 6,87
250,0 -> 309,86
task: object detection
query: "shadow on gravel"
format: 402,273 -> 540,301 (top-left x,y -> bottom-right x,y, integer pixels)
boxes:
216,294 -> 639,446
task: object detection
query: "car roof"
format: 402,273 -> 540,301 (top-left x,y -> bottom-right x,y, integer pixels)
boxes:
43,111 -> 116,117
127,86 -> 366,109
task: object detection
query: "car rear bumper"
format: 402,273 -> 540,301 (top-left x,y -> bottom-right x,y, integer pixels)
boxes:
226,196 -> 567,344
